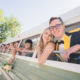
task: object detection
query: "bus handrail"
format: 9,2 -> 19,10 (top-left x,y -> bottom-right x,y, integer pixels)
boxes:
53,50 -> 80,54
3,50 -> 80,54
20,50 -> 80,54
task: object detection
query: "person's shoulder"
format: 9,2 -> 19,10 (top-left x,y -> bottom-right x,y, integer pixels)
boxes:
48,41 -> 55,44
69,28 -> 80,33
45,42 -> 55,50
65,32 -> 71,36
67,28 -> 80,36
69,30 -> 80,37
47,41 -> 55,47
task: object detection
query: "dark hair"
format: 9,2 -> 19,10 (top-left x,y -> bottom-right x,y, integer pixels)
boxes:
7,44 -> 9,45
1,44 -> 5,48
25,39 -> 33,48
49,17 -> 63,24
16,41 -> 19,43
10,42 -> 14,45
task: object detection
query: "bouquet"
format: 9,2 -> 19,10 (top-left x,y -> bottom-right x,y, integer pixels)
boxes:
3,63 -> 13,71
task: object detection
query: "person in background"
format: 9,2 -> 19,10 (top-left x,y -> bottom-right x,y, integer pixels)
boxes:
0,44 -> 6,53
9,43 -> 15,50
9,39 -> 33,64
0,46 -> 2,50
8,43 -> 15,54
6,44 -> 10,52
15,41 -> 19,48
13,43 -> 16,48
36,28 -> 55,65
49,17 -> 80,63
0,47 -> 2,49
13,41 -> 19,48
21,39 -> 33,56
0,45 -> 2,49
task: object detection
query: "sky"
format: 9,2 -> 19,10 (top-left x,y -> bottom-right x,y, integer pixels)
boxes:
0,0 -> 80,33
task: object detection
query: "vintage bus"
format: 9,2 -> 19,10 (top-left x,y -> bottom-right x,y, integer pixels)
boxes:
0,6 -> 80,80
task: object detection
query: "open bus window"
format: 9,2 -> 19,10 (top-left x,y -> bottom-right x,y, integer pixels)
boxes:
7,41 -> 21,54
19,34 -> 40,57
0,44 -> 6,53
35,23 -> 80,64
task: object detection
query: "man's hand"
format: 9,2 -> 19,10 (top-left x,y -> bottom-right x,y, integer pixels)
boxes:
64,44 -> 80,61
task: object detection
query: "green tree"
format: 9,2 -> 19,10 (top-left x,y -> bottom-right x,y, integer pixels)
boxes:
0,9 -> 22,43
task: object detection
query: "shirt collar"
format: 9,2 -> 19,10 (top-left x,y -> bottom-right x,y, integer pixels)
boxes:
58,36 -> 64,42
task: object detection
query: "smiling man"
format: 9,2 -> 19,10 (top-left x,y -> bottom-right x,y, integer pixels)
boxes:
49,17 -> 80,63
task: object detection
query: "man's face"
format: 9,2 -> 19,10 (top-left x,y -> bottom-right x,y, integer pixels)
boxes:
25,43 -> 31,49
7,45 -> 9,48
10,43 -> 14,48
16,42 -> 19,48
49,19 -> 65,40
2,45 -> 5,48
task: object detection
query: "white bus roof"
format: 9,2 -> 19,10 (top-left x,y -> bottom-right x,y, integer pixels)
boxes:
1,6 -> 80,44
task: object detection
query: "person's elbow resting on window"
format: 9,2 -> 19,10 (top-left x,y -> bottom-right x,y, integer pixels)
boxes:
37,42 -> 55,65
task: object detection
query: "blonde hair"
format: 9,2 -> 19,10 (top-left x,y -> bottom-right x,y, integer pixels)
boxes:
36,28 -> 53,53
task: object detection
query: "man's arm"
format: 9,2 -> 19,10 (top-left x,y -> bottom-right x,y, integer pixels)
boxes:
64,44 -> 80,61
64,30 -> 80,61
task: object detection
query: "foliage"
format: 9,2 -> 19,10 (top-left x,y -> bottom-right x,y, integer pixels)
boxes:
3,63 -> 14,71
4,63 -> 12,66
0,9 -> 22,43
